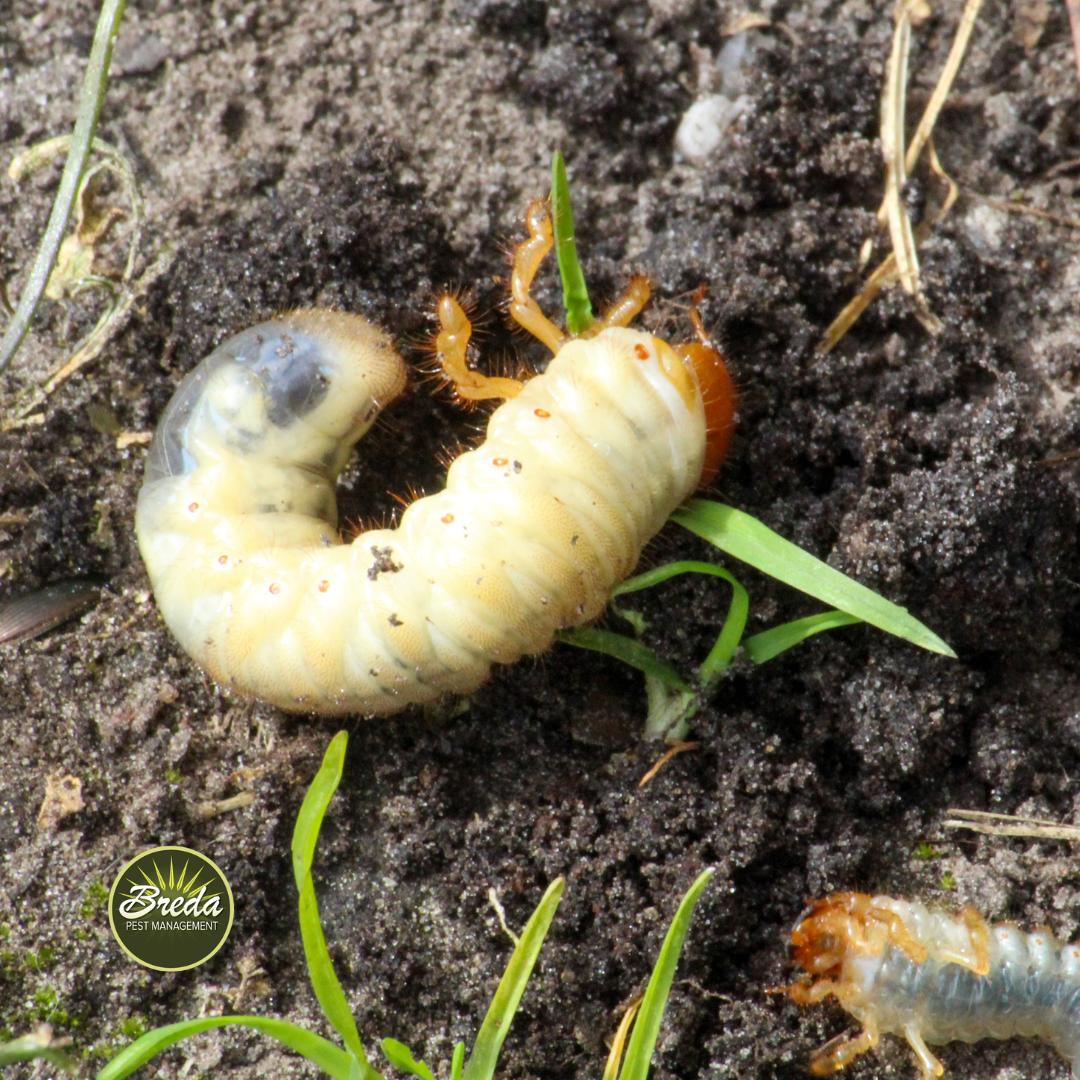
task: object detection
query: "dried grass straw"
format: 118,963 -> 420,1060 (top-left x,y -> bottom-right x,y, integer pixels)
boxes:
818,0 -> 984,353
944,808 -> 1080,842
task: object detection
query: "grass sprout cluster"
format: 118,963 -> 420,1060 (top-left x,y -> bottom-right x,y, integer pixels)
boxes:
69,732 -> 714,1080
549,152 -> 952,740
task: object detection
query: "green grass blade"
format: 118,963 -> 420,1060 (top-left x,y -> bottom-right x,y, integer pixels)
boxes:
291,732 -> 370,1067
612,560 -> 737,596
297,878 -> 374,1070
95,1017 -> 356,1080
381,1039 -> 436,1080
0,0 -> 127,374
461,878 -> 565,1080
743,610 -> 862,664
555,627 -> 691,693
614,559 -> 749,685
292,731 -> 348,887
616,868 -> 715,1080
671,500 -> 956,657
0,1032 -> 75,1070
451,1041 -> 465,1080
694,568 -> 748,684
550,151 -> 593,335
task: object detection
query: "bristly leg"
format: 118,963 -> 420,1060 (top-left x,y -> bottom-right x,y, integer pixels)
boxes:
508,200 -> 566,354
583,274 -> 651,336
809,1027 -> 880,1075
434,294 -> 523,401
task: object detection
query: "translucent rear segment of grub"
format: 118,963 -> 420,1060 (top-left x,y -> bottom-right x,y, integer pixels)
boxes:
136,310 -> 707,715
788,891 -> 1080,1079
141,310 -> 406,525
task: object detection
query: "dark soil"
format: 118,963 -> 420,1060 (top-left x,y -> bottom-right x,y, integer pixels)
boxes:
3,1 -> 1080,1078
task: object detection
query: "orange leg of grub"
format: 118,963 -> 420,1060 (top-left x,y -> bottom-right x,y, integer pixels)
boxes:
958,906 -> 991,975
809,1025 -> 879,1075
687,287 -> 712,347
903,1024 -> 945,1079
508,201 -> 566,354
582,274 -> 651,335
867,905 -> 928,963
436,296 -> 523,401
788,978 -> 841,1006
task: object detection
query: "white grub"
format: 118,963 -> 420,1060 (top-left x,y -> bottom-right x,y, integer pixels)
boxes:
136,203 -> 737,718
789,891 -> 1080,1079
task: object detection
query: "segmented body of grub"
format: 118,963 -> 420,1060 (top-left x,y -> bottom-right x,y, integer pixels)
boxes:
788,891 -> 1080,1078
135,203 -> 736,716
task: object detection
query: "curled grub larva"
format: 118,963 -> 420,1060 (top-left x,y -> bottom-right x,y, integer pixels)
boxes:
787,891 -> 1080,1078
136,203 -> 736,715
0,578 -> 103,646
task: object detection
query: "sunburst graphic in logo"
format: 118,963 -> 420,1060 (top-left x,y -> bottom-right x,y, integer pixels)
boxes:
119,854 -> 222,911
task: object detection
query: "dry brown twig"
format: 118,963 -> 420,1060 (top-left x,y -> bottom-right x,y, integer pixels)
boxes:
818,0 -> 985,353
893,0 -> 984,188
1,137 -> 173,433
818,142 -> 958,354
2,249 -> 174,432
943,808 -> 1080,842
41,247 -> 173,395
974,194 -> 1080,230
639,741 -> 701,787
880,0 -> 931,312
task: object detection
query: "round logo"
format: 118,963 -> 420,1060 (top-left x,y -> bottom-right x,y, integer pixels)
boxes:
108,846 -> 234,971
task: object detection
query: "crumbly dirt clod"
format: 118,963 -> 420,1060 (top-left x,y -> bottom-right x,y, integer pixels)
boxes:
3,1 -> 1080,1078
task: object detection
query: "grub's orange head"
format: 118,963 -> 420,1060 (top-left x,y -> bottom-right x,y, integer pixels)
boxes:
790,893 -> 872,978
679,340 -> 736,486
674,303 -> 736,487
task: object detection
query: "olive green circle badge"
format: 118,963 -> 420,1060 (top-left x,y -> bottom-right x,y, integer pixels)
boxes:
108,846 -> 234,971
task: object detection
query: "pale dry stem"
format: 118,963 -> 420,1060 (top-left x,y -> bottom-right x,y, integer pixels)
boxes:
944,808 -> 1080,841
818,0 -> 983,351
